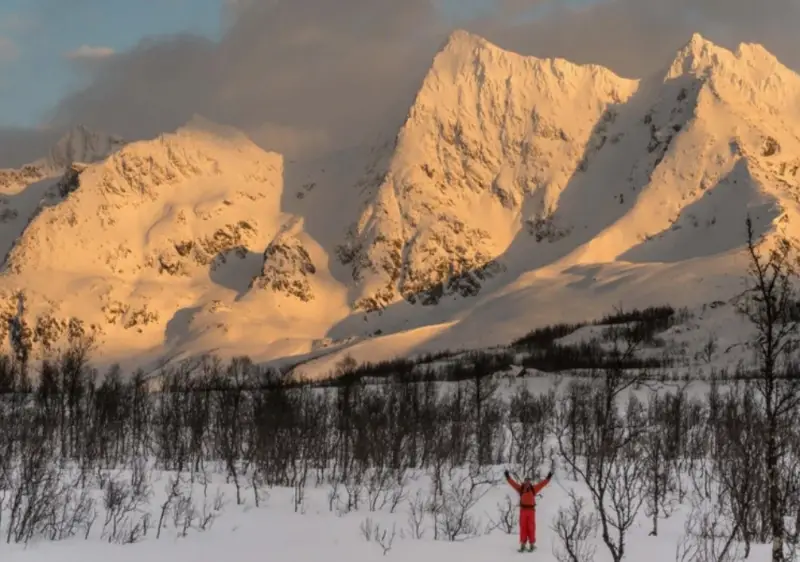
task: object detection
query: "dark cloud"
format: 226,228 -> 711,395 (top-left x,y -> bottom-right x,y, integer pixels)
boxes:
1,0 -> 799,167
470,0 -> 800,78
41,0 -> 446,160
0,127 -> 62,169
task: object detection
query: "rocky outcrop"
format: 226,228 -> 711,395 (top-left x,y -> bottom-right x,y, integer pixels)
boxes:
251,224 -> 316,301
0,290 -> 102,358
99,298 -> 160,332
149,221 -> 258,277
56,163 -> 88,198
0,166 -> 46,191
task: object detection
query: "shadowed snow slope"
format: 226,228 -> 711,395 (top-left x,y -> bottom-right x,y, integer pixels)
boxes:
2,32 -> 800,378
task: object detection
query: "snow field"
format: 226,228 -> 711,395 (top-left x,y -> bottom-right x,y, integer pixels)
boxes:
1,374 -> 791,562
7,464 -> 752,562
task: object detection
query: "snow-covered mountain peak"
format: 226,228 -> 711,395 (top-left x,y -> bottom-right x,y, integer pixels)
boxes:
735,40 -> 780,66
439,29 -> 487,53
1,115 -> 286,276
665,33 -> 728,80
61,116 -> 274,204
662,34 -> 800,112
43,124 -> 125,171
435,28 -> 505,65
430,29 -> 628,98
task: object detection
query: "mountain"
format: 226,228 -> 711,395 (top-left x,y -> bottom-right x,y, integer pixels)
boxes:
0,124 -> 125,281
0,125 -> 125,189
338,30 -> 637,313
2,32 -> 800,378
0,116 -> 360,368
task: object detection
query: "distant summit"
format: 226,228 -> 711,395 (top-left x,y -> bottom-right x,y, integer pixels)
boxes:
42,125 -> 125,172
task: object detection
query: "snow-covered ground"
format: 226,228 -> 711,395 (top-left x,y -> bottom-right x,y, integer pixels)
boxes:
1,375 -> 793,561
6,465 -> 770,562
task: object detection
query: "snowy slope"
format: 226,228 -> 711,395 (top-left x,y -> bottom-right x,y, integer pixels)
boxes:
338,30 -> 638,313
2,32 -> 800,376
0,117 -> 358,365
0,126 -> 125,258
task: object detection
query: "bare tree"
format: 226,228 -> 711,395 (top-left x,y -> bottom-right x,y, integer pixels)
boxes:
552,490 -> 598,562
507,386 -> 554,479
436,468 -> 493,541
360,517 -> 397,555
156,473 -> 183,539
555,327 -> 650,562
488,495 -> 519,535
465,353 -> 500,466
699,332 -> 719,365
101,475 -> 149,544
735,216 -> 800,561
675,496 -> 744,562
712,385 -> 765,557
642,393 -> 679,537
406,489 -> 428,539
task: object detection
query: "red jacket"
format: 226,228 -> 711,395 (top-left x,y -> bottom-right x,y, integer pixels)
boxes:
507,475 -> 550,509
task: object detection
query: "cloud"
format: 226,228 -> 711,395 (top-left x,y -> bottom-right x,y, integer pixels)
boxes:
468,0 -> 800,78
64,45 -> 116,61
0,126 -> 62,169
41,0 -> 445,159
2,0 -> 799,166
0,36 -> 19,63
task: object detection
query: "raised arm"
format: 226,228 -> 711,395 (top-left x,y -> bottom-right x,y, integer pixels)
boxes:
504,470 -> 521,492
533,471 -> 553,494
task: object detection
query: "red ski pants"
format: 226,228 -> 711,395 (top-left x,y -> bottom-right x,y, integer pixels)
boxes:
520,508 -> 536,544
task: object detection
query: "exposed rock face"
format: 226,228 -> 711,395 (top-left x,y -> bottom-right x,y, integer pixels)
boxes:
0,290 -> 101,358
0,166 -> 46,191
56,164 -> 88,198
150,221 -> 258,277
251,225 -> 317,302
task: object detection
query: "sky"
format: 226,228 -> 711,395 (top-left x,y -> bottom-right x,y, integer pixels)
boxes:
0,0 -> 798,167
0,0 -> 223,127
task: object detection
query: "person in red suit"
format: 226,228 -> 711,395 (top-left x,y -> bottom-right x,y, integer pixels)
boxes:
504,469 -> 553,552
